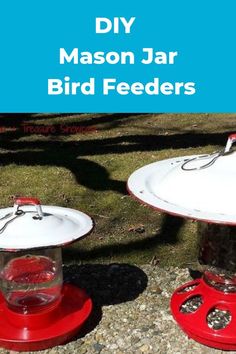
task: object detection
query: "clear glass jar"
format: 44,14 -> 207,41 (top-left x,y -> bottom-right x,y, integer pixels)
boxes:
198,222 -> 236,292
0,248 -> 63,314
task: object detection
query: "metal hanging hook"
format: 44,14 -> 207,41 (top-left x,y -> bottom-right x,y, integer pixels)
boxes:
181,151 -> 224,171
0,210 -> 25,234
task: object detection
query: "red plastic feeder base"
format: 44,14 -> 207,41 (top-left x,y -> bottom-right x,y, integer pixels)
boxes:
171,278 -> 236,350
0,284 -> 92,352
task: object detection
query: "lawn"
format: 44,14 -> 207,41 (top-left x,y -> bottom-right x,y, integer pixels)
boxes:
0,113 -> 235,267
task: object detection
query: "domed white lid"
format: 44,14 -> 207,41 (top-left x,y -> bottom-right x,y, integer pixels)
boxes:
0,197 -> 94,251
128,134 -> 236,225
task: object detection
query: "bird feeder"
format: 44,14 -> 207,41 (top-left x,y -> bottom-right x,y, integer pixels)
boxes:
0,197 -> 93,351
127,134 -> 236,350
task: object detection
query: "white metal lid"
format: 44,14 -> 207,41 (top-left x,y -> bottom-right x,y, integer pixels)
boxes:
127,134 -> 236,225
0,197 -> 94,251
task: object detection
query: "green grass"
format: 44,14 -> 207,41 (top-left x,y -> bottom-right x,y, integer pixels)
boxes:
0,113 -> 235,266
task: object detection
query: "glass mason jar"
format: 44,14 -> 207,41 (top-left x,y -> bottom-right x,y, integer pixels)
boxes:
0,248 -> 63,314
198,222 -> 236,293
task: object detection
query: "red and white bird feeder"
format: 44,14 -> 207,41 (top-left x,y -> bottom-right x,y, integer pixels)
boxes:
0,197 -> 93,351
128,134 -> 236,350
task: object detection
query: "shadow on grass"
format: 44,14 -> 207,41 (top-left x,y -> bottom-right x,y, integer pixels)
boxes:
63,263 -> 148,340
73,158 -> 126,194
0,131 -> 232,155
63,214 -> 185,262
